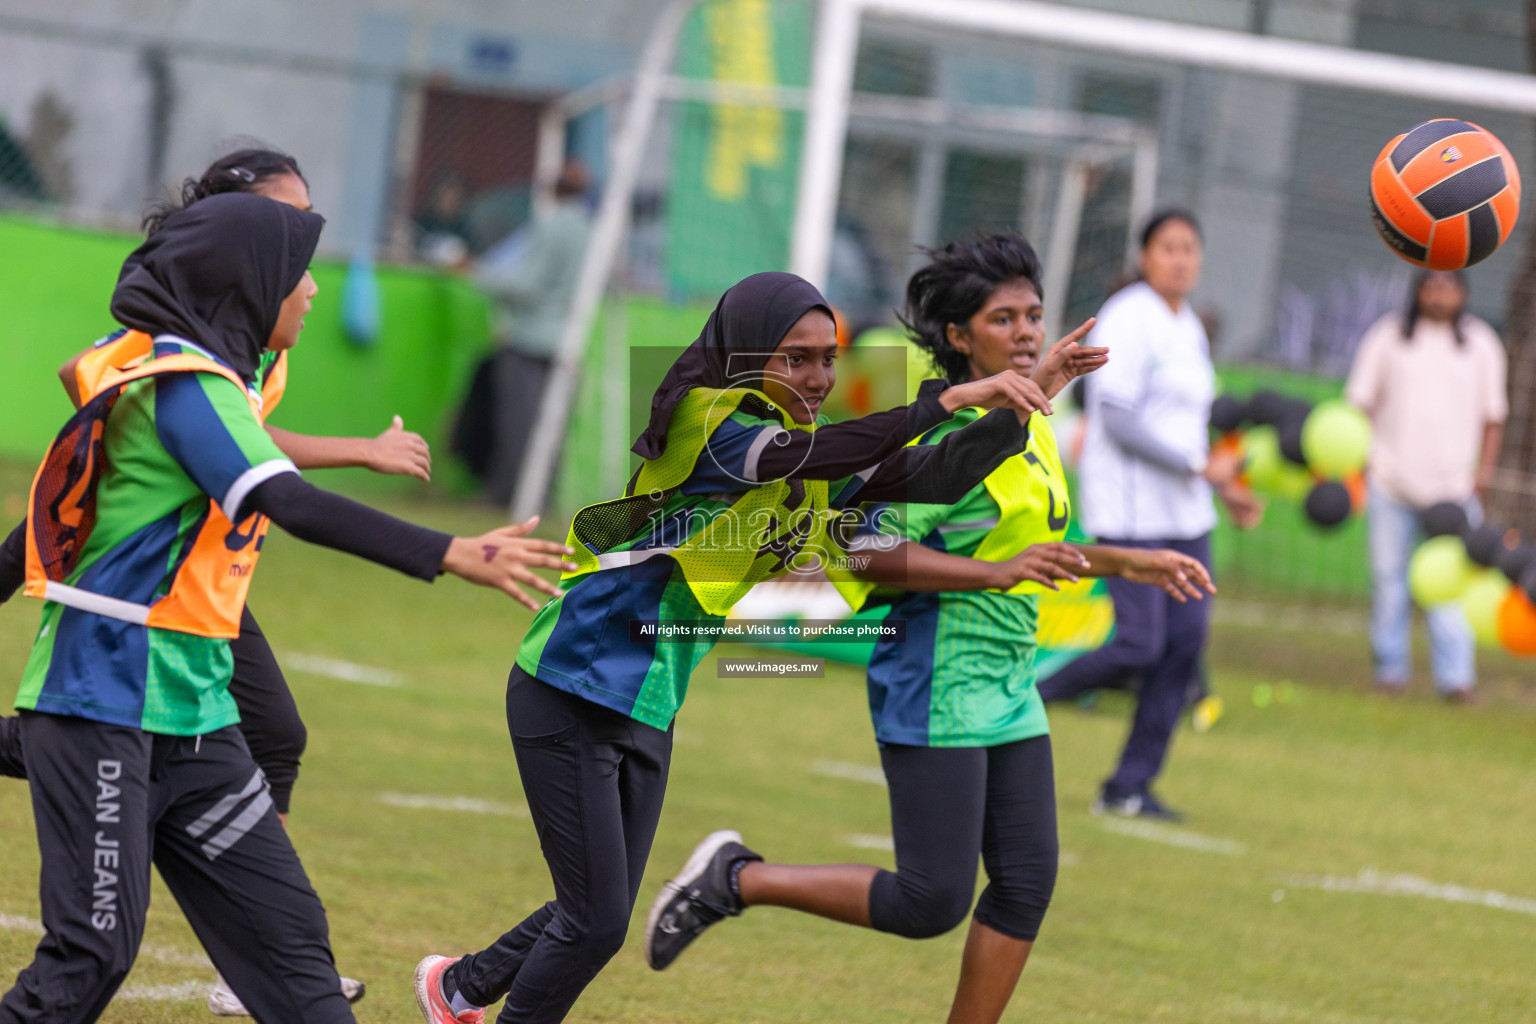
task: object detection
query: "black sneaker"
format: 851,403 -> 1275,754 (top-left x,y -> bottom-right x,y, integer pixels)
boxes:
1135,791 -> 1185,823
643,830 -> 761,971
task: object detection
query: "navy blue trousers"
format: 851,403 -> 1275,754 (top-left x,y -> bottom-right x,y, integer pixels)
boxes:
1036,534 -> 1212,797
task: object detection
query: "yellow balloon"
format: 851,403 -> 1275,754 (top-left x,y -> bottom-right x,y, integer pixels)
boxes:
1243,426 -> 1283,492
1409,535 -> 1474,608
1301,401 -> 1372,479
1458,570 -> 1509,648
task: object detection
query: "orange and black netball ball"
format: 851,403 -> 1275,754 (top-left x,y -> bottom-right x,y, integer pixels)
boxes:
1369,118 -> 1520,270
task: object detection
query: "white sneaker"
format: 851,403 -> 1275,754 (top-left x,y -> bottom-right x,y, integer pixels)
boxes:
207,972 -> 367,1016
207,975 -> 247,1017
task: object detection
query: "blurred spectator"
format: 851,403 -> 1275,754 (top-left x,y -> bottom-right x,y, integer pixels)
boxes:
416,171 -> 473,266
1037,209 -> 1260,821
471,158 -> 592,506
1346,270 -> 1507,703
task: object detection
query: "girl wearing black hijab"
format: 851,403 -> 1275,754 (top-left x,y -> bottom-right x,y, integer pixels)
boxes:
415,271 -> 1098,1024
0,149 -> 434,1015
0,193 -> 575,1024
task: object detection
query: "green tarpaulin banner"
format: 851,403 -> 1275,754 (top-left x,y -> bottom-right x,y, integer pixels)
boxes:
666,0 -> 810,298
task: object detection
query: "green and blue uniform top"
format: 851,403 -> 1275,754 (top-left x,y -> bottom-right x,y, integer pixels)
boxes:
861,409 -> 1071,748
15,337 -> 298,735
516,399 -> 873,730
516,383 -> 1034,732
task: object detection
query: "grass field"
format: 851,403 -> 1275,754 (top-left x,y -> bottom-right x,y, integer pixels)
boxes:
1,469 -> 1535,1023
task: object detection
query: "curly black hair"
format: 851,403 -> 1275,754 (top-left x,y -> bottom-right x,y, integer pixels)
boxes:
142,147 -> 306,237
899,232 -> 1045,385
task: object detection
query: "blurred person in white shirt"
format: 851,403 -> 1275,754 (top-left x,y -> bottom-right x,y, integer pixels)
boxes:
1038,209 -> 1260,820
1346,270 -> 1507,702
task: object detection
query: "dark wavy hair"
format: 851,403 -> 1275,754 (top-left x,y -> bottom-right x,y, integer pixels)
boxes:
1403,269 -> 1468,347
899,232 -> 1045,385
142,148 -> 306,237
1140,207 -> 1202,249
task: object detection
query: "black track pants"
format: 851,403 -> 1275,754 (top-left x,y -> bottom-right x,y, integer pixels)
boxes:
869,735 -> 1058,943
450,667 -> 672,1023
0,715 -> 21,780
0,712 -> 352,1024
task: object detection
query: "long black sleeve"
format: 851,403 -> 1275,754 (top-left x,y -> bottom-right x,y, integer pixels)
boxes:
752,378 -> 953,482
0,519 -> 24,603
246,474 -> 452,583
852,408 -> 1031,505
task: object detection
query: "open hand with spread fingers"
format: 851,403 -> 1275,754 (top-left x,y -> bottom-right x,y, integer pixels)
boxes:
1121,549 -> 1215,603
442,516 -> 580,610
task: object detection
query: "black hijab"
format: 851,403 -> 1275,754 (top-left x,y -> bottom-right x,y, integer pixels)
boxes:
111,192 -> 324,384
632,271 -> 832,459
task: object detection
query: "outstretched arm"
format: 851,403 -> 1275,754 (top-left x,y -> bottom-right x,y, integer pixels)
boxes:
266,417 -> 432,481
244,475 -> 576,611
851,539 -> 1211,601
1071,544 -> 1214,602
847,407 -> 1031,506
853,538 -> 1088,593
60,346 -> 432,481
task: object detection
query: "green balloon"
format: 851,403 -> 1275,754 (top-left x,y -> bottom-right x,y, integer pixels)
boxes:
1243,426 -> 1283,492
1276,463 -> 1314,503
1408,535 -> 1474,608
1301,401 -> 1372,479
853,326 -> 909,347
1458,570 -> 1509,648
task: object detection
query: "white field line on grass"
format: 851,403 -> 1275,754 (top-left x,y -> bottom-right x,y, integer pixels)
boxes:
1098,818 -> 1247,855
1281,867 -> 1536,917
378,792 -> 528,817
141,944 -> 213,968
811,760 -> 886,786
2,914 -> 212,969
0,913 -> 42,934
118,980 -> 207,1002
280,652 -> 403,687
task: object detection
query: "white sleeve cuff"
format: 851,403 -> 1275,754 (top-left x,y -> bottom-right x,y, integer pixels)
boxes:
221,459 -> 299,521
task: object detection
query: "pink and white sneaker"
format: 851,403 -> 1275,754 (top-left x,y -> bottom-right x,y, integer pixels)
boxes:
413,955 -> 485,1024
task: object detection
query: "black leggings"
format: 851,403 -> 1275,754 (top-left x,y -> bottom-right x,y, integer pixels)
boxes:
869,735 -> 1058,943
0,608 -> 307,816
227,607 -> 307,815
449,667 -> 672,1023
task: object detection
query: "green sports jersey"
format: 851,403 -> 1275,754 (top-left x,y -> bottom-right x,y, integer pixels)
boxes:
864,409 -> 1069,747
517,402 -> 869,730
16,338 -> 297,735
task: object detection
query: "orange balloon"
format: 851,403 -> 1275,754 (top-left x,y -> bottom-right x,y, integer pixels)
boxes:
1496,588 -> 1536,657
831,306 -> 851,347
1344,471 -> 1368,513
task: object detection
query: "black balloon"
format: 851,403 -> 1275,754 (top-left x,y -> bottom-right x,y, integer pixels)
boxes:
1498,542 -> 1536,584
1520,561 -> 1536,605
1304,480 -> 1352,528
1278,410 -> 1310,466
1248,389 -> 1286,426
1209,395 -> 1247,434
1464,523 -> 1507,567
1420,501 -> 1470,539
